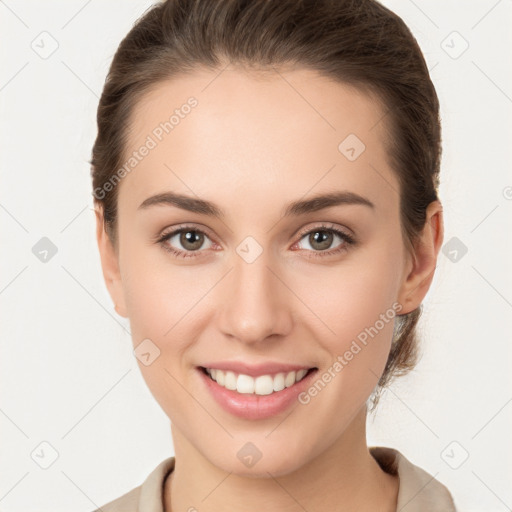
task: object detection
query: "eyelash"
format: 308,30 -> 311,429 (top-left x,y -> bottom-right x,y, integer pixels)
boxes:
156,223 -> 356,260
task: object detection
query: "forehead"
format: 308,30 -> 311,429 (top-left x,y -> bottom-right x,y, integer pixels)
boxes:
119,66 -> 399,218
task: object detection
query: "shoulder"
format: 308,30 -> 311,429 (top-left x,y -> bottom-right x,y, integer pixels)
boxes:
92,486 -> 141,512
370,446 -> 458,512
90,457 -> 175,512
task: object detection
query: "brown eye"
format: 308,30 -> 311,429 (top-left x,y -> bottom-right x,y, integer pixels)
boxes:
178,230 -> 205,251
307,230 -> 334,251
158,226 -> 214,258
293,224 -> 356,259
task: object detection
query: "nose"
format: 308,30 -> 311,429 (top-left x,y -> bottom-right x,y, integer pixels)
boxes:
217,252 -> 293,346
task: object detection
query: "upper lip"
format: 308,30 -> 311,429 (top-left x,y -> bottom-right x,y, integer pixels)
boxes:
199,361 -> 317,377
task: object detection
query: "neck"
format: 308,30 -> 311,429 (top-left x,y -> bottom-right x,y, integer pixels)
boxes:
164,405 -> 399,512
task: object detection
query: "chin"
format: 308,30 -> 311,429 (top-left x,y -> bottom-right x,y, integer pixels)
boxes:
206,443 -> 308,479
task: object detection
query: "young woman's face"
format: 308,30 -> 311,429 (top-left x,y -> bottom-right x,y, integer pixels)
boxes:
99,65 -> 429,476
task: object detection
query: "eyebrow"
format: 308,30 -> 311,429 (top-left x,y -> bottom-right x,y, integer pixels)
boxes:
137,190 -> 375,218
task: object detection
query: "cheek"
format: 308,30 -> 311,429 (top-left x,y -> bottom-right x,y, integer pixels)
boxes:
121,251 -> 200,346
119,245 -> 208,418
288,253 -> 401,440
291,246 -> 402,393
297,248 -> 400,339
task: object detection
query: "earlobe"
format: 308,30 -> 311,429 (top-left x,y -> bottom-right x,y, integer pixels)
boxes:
397,200 -> 444,315
94,206 -> 129,318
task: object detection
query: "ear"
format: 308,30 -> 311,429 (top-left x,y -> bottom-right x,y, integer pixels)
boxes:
94,206 -> 128,318
397,200 -> 444,315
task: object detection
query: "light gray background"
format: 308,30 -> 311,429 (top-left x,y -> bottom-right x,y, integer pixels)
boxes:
1,1 -> 511,511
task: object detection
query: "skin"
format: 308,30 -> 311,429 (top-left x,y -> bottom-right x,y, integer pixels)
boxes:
95,63 -> 443,512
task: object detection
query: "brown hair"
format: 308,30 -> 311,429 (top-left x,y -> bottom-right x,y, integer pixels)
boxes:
90,0 -> 442,412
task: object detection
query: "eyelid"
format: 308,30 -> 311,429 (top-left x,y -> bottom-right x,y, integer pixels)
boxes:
156,222 -> 216,242
294,222 -> 354,242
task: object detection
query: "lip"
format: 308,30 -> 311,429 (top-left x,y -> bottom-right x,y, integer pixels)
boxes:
196,365 -> 318,420
199,361 -> 314,377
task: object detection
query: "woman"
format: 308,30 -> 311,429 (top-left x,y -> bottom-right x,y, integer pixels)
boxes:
90,0 -> 456,510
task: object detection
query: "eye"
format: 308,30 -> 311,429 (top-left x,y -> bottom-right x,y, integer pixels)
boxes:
292,223 -> 356,259
157,225 -> 215,259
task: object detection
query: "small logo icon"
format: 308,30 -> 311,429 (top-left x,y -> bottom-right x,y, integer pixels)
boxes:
32,237 -> 58,263
441,31 -> 469,60
31,31 -> 59,59
133,338 -> 161,366
502,186 -> 512,200
237,442 -> 263,468
31,441 -> 59,469
338,134 -> 366,161
440,441 -> 469,469
442,236 -> 468,263
236,236 -> 263,264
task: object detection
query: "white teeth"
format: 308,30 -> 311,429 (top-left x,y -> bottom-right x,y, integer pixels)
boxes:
215,369 -> 225,386
284,371 -> 296,388
273,372 -> 285,392
224,371 -> 237,390
237,374 -> 255,394
296,369 -> 307,381
254,375 -> 274,395
204,368 -> 311,395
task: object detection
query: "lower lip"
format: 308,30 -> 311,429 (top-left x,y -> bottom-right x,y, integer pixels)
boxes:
197,367 -> 318,420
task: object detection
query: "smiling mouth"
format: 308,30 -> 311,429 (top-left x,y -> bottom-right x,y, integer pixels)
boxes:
199,366 -> 318,396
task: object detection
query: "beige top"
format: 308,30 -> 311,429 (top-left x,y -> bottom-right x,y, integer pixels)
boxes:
94,446 -> 457,511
